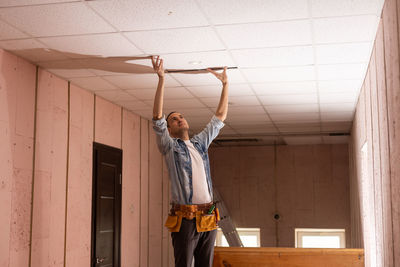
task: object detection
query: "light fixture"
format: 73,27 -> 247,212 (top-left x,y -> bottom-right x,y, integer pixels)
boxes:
188,60 -> 202,65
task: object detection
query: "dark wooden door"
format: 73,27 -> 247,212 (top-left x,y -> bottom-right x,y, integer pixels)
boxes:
92,142 -> 122,267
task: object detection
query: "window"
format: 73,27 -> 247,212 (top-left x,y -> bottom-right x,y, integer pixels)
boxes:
295,228 -> 345,248
215,228 -> 260,247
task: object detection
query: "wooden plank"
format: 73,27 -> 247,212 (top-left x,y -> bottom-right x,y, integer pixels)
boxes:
213,247 -> 364,267
140,118 -> 149,267
31,69 -> 68,267
148,126 -> 163,267
121,110 -> 141,267
65,84 -> 94,266
94,96 -> 121,149
0,50 -> 36,267
375,19 -> 394,267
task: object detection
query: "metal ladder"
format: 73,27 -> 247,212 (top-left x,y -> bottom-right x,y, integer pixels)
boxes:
213,187 -> 243,247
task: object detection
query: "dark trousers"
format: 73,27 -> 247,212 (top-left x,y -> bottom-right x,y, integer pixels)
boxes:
171,218 -> 217,267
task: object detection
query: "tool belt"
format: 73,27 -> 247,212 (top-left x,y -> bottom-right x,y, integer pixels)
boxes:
164,203 -> 220,233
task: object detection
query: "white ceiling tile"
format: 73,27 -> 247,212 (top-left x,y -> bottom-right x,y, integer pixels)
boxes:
129,108 -> 153,119
216,20 -> 312,49
259,94 -> 318,105
39,33 -> 142,58
70,76 -> 118,91
45,68 -> 96,79
187,83 -> 253,98
0,2 -> 115,37
313,15 -> 379,44
229,96 -> 260,106
164,87 -> 194,99
266,104 -> 319,114
252,81 -> 317,95
0,0 -> 78,7
231,46 -> 314,68
199,0 -> 308,24
186,116 -> 212,126
321,112 -> 354,121
227,114 -> 271,124
320,103 -> 355,113
125,88 -> 156,101
317,63 -> 367,80
178,108 -> 214,117
0,39 -> 68,62
228,105 -> 266,115
321,122 -> 352,132
95,89 -> 136,102
318,80 -> 362,94
103,73 -> 180,89
311,0 -> 379,17
0,20 -> 28,40
218,127 -> 238,135
161,51 -> 235,70
235,127 -> 278,134
171,69 -> 245,86
243,66 -> 315,83
144,98 -> 206,109
116,100 -> 151,111
277,123 -> 321,133
88,0 -> 208,31
322,136 -> 349,144
124,27 -> 224,54
284,136 -> 323,145
316,43 -> 372,64
319,93 -> 358,104
270,112 -> 320,122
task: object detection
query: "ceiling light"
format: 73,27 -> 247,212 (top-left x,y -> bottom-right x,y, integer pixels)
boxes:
188,60 -> 202,65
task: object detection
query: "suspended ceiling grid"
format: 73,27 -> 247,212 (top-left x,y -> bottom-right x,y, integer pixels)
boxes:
0,0 -> 384,145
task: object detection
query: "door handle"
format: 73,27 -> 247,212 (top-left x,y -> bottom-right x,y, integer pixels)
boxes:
96,257 -> 106,264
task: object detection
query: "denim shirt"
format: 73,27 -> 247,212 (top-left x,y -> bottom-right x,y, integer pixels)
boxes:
152,115 -> 224,205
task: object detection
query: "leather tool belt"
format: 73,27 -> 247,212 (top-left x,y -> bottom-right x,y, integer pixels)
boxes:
164,202 -> 220,233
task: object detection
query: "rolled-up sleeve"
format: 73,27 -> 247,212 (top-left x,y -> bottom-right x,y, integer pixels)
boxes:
193,115 -> 224,150
152,116 -> 173,154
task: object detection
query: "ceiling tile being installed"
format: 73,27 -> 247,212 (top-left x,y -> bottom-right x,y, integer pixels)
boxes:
0,0 -> 384,144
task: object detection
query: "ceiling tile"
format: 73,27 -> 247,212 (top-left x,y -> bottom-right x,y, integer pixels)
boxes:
313,15 -> 379,44
126,86 -> 194,101
116,100 -> 151,111
320,103 -> 355,113
311,0 -> 379,17
253,81 -> 317,95
235,127 -> 278,135
277,123 -> 321,133
70,76 -> 118,91
0,2 -> 115,37
201,96 -> 259,108
0,39 -> 68,62
317,63 -> 367,80
95,89 -> 136,102
284,136 -> 323,145
322,136 -> 349,144
270,112 -> 320,122
227,114 -> 271,124
216,20 -> 312,49
218,127 -> 238,135
316,43 -> 372,64
199,0 -> 309,24
171,69 -> 245,86
0,20 -> 28,40
88,0 -> 208,31
103,73 -> 180,89
319,93 -> 358,104
129,108 -> 152,119
243,66 -> 315,83
266,104 -> 319,114
125,88 -> 156,100
231,46 -> 314,68
321,112 -> 354,121
45,68 -> 96,79
39,33 -> 142,58
124,27 -> 224,54
178,108 -> 214,117
0,0 -> 78,7
228,105 -> 266,115
259,94 -> 318,105
144,98 -> 206,109
161,50 -> 235,70
318,80 -> 362,94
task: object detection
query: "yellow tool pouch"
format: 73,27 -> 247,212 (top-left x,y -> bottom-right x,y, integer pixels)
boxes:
195,207 -> 219,232
164,211 -> 183,232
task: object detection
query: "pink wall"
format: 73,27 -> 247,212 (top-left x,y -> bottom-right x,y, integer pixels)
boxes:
209,144 -> 351,248
349,0 -> 400,265
0,48 -> 173,267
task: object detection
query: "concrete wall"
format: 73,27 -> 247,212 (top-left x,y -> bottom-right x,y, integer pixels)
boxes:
349,0 -> 400,266
0,48 -> 173,267
209,144 -> 350,248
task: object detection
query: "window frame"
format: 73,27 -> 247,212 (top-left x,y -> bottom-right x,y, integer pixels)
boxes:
295,228 -> 346,248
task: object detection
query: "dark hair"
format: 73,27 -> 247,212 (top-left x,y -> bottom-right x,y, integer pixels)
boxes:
166,111 -> 178,127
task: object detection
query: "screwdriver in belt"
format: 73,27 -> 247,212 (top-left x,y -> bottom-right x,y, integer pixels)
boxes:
207,204 -> 215,214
